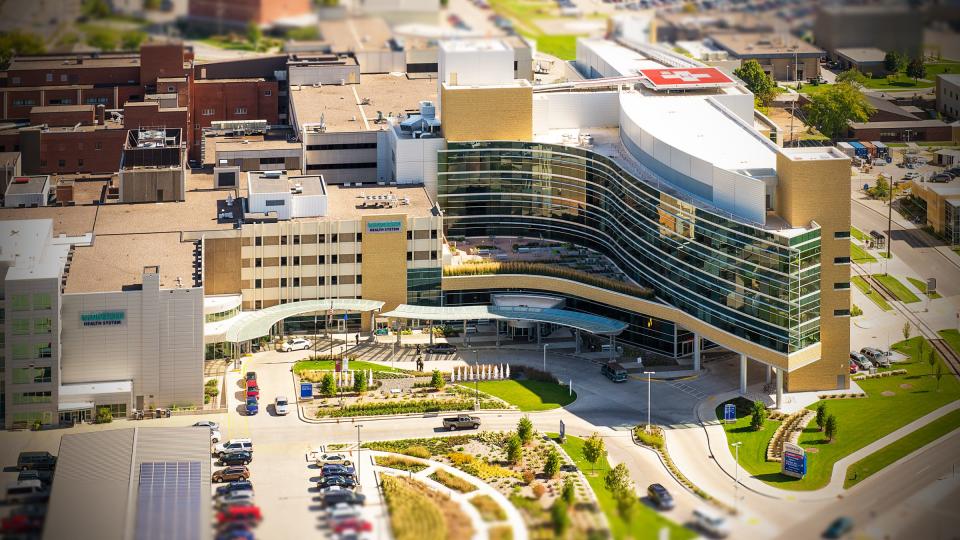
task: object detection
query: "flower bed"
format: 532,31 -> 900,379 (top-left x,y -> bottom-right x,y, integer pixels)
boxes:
375,455 -> 429,473
429,469 -> 477,493
381,475 -> 472,540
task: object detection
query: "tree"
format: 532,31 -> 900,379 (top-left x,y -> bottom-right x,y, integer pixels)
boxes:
604,463 -> 635,517
86,27 -> 118,51
0,31 -> 45,70
506,434 -> 523,465
883,51 -> 906,74
734,60 -> 777,105
750,400 -> 767,431
96,406 -> 112,424
517,416 -> 534,445
320,372 -> 336,396
871,175 -> 890,199
561,476 -> 576,504
836,68 -> 868,87
936,362 -> 944,391
353,370 -> 368,394
121,31 -> 147,51
902,322 -> 912,341
815,402 -> 827,431
825,414 -> 838,442
927,348 -> 937,375
906,58 -> 926,81
246,21 -> 263,46
430,369 -> 445,390
82,0 -> 111,19
803,82 -> 875,139
551,499 -> 570,535
543,448 -> 561,478
582,433 -> 606,475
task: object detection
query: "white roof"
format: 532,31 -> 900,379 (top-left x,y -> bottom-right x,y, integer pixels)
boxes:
440,39 -> 509,53
620,93 -> 777,171
0,219 -> 68,281
579,38 -> 667,76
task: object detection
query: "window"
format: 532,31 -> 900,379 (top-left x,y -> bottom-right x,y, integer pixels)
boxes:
78,158 -> 84,167
33,293 -> 51,310
293,277 -> 300,287
318,255 -> 325,264
264,90 -> 272,96
85,96 -> 109,104
834,309 -> 850,317
265,200 -> 285,207
431,229 -> 438,239
834,282 -> 850,290
166,85 -> 175,92
330,234 -> 338,243
11,76 -> 19,84
834,257 -> 851,265
12,319 -> 30,335
305,162 -> 377,171
11,294 -> 30,311
834,231 -> 851,239
331,255 -> 338,264
356,233 -> 362,242
331,276 -> 338,285
293,235 -> 301,245
293,256 -> 300,265
255,258 -> 262,268
259,157 -> 284,165
281,235 -> 288,245
45,73 -> 53,82
430,250 -> 437,260
356,275 -> 362,284
281,257 -> 288,266
57,159 -> 65,167
60,74 -> 68,82
202,108 -> 215,116
235,107 -> 248,115
318,234 -> 326,244
318,276 -> 325,285
305,142 -> 377,151
406,231 -> 413,240
255,237 -> 263,246
12,344 -> 30,360
255,279 -> 262,288
407,252 -> 412,261
356,254 -> 362,263
49,98 -> 72,105
34,318 -> 52,334
13,367 -> 51,385
12,99 -> 36,107
95,142 -> 102,150
36,343 -> 51,358
280,278 -> 287,287
14,391 -> 52,404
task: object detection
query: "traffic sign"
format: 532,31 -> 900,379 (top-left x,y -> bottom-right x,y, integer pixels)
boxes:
723,403 -> 736,423
300,382 -> 313,400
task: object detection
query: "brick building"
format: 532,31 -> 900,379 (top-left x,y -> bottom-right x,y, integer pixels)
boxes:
188,0 -> 312,28
191,79 -> 279,158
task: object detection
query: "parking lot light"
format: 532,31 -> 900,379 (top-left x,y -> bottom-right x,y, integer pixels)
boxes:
356,424 -> 363,486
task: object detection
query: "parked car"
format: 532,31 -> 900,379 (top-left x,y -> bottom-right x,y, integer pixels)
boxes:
275,396 -> 289,415
213,466 -> 250,483
327,503 -> 361,521
849,360 -> 858,374
849,352 -> 873,370
215,525 -> 255,540
647,483 -> 674,510
316,453 -> 353,466
245,378 -> 258,389
442,414 -> 481,431
332,517 -> 373,534
246,397 -> 259,415
601,361 -> 628,382
220,451 -> 253,467
216,505 -> 262,525
246,385 -> 260,400
211,429 -> 222,443
215,439 -> 253,457
318,475 -> 358,490
217,491 -> 255,509
321,464 -> 356,478
6,480 -> 49,504
281,338 -> 312,352
1,514 -> 43,535
693,507 -> 729,538
193,420 -> 221,430
17,451 -> 57,471
822,516 -> 854,538
245,372 -> 257,383
860,347 -> 890,367
17,469 -> 53,485
216,480 -> 254,496
426,343 -> 457,354
322,490 -> 365,508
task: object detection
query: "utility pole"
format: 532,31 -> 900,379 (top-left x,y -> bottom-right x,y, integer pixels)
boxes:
886,173 -> 894,263
542,343 -> 549,372
356,424 -> 363,485
472,350 -> 480,410
644,371 -> 654,432
731,441 -> 743,515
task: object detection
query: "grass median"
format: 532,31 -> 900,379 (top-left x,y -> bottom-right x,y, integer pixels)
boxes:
716,337 -> 960,491
851,243 -> 877,263
293,359 -> 400,374
852,276 -> 891,311
551,434 -> 695,540
464,379 -> 576,411
844,409 -> 960,488
873,274 -> 921,303
906,277 -> 942,299
939,330 -> 960,355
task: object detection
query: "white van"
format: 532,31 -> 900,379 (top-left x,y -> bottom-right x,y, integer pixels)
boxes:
7,479 -> 49,503
693,507 -> 729,538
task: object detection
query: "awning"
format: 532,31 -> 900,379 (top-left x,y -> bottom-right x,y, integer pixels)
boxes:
222,299 -> 385,343
58,401 -> 94,412
380,304 -> 627,336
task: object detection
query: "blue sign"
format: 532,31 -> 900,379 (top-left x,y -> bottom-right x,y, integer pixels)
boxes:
723,403 -> 736,423
781,442 -> 807,478
300,382 -> 313,400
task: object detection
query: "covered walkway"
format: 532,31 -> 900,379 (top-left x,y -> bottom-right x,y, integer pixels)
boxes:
215,299 -> 385,344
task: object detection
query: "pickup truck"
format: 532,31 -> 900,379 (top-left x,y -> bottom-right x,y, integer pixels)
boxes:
442,415 -> 480,431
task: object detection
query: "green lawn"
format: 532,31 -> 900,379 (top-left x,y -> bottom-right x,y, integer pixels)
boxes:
293,359 -> 401,374
467,379 -> 576,411
850,227 -> 869,243
852,276 -> 892,311
939,330 -> 960,355
872,274 -> 921,303
715,398 -> 782,477
844,409 -> 960,488
488,0 -> 582,59
906,277 -> 942,299
860,74 -> 933,90
715,337 -> 960,491
551,434 -> 695,540
851,243 -> 877,263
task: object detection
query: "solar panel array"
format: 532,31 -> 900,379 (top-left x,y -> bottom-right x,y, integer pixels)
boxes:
136,461 -> 203,540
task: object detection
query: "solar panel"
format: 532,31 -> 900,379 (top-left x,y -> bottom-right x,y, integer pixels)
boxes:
135,461 -> 203,540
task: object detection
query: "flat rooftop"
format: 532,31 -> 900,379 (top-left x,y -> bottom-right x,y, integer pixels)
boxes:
290,73 -> 437,132
440,39 -> 510,53
65,232 -> 196,293
710,32 -> 824,57
5,175 -> 48,195
578,39 -> 668,76
93,189 -> 235,235
8,53 -> 141,71
30,104 -> 95,114
835,47 -> 886,63
248,171 -> 325,196
0,205 -> 97,236
324,184 -> 436,220
216,137 -> 301,153
318,17 -> 393,52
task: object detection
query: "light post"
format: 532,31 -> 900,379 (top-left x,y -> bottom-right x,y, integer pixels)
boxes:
356,424 -> 363,485
542,343 -> 549,372
644,371 -> 653,432
472,349 -> 480,410
731,441 -> 743,515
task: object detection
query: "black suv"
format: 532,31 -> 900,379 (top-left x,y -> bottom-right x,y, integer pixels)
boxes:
318,475 -> 358,490
647,483 -> 674,510
220,451 -> 253,466
322,490 -> 365,507
17,452 -> 57,471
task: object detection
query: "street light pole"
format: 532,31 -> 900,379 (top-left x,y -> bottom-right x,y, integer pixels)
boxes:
542,343 -> 549,372
644,371 -> 654,432
886,173 -> 894,263
356,424 -> 363,485
472,350 -> 480,410
731,441 -> 743,515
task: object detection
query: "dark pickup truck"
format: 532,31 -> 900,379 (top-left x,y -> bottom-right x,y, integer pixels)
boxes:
442,415 -> 481,431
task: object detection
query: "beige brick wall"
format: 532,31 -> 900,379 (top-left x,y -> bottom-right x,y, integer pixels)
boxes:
776,152 -> 851,391
361,215 -> 409,320
440,84 -> 533,142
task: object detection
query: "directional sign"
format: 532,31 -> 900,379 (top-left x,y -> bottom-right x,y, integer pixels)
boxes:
300,382 -> 313,400
559,419 -> 566,442
723,403 -> 736,423
781,442 -> 807,478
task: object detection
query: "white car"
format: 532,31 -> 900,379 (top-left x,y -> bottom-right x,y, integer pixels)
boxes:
193,420 -> 220,430
214,438 -> 253,457
281,338 -> 312,352
316,453 -> 352,466
210,429 -> 222,443
275,396 -> 289,416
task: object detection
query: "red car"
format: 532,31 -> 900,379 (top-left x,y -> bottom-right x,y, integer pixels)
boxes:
332,517 -> 373,534
2,514 -> 43,534
849,360 -> 858,374
217,505 -> 262,525
246,385 -> 259,400
245,377 -> 257,388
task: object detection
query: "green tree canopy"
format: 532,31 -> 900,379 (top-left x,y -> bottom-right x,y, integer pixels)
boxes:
825,414 -> 838,441
802,82 -> 875,139
883,51 -> 906,74
506,434 -> 523,464
517,416 -> 534,445
543,448 -> 560,478
0,31 -> 45,70
430,369 -> 445,390
836,68 -> 868,87
815,402 -> 827,431
121,31 -> 147,51
734,59 -> 778,105
906,58 -> 926,81
353,370 -> 368,394
320,372 -> 336,396
604,463 -> 635,517
582,433 -> 606,474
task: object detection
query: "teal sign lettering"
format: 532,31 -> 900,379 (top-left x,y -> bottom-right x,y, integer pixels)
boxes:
81,310 -> 126,327
366,220 -> 402,234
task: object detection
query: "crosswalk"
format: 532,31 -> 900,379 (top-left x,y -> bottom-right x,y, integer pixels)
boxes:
668,380 -> 709,400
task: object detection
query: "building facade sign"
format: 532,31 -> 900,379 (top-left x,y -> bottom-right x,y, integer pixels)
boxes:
366,220 -> 402,234
80,310 -> 126,327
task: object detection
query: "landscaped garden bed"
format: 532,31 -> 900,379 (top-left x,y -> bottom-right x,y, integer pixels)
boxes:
381,474 -> 474,540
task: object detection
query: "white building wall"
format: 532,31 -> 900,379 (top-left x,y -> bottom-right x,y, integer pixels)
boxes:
439,41 -> 515,87
288,64 -> 360,86
532,92 -> 620,133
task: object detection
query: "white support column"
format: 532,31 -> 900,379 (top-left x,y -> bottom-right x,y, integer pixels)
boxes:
575,329 -> 581,354
692,333 -> 701,372
765,364 -> 772,384
775,368 -> 783,409
495,321 -> 500,348
739,354 -> 748,395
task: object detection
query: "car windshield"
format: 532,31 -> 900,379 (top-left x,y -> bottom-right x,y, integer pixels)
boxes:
277,399 -> 287,406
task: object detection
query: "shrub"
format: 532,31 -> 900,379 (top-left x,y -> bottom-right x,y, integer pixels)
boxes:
429,469 -> 476,493
634,426 -> 664,449
551,499 -> 570,535
750,400 -> 767,431
517,416 -> 534,445
470,494 -> 507,521
531,482 -> 546,498
507,435 -> 523,465
96,407 -> 112,424
431,370 -> 446,390
375,455 -> 429,473
402,446 -> 431,459
316,399 -> 478,418
543,448 -> 560,478
447,452 -> 474,467
561,477 -> 576,504
320,373 -> 336,396
381,475 -> 446,540
354,370 -> 368,394
460,461 -> 521,481
521,469 -> 535,484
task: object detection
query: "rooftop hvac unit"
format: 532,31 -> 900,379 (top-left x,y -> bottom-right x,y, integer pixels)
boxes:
263,171 -> 281,179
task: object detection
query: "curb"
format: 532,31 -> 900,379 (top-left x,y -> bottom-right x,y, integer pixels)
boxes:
297,407 -> 520,424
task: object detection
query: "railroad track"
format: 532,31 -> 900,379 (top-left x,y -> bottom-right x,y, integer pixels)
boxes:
854,266 -> 960,377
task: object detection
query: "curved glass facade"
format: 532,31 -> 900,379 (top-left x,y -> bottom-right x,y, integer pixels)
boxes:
438,141 -> 821,354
